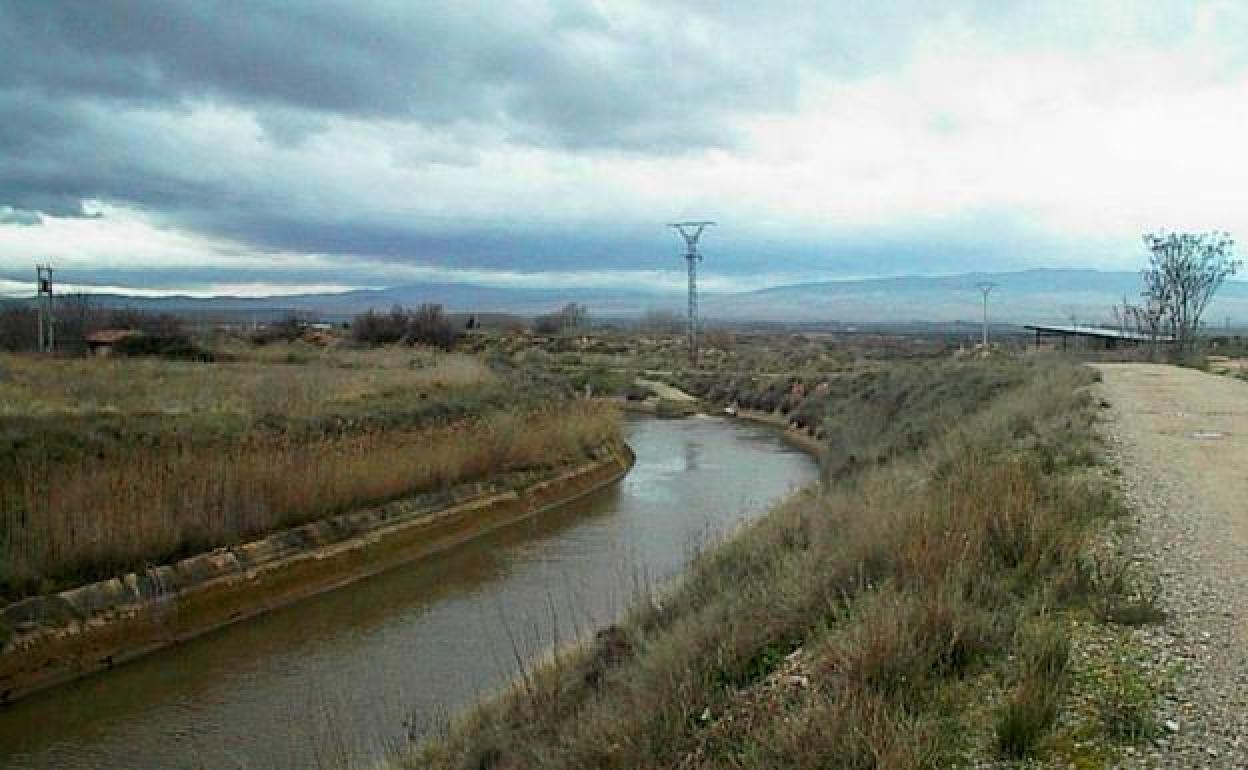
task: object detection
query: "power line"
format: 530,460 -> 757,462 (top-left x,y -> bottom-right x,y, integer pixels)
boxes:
667,221 -> 715,364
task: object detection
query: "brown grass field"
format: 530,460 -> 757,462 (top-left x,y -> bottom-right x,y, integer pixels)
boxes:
0,347 -> 620,600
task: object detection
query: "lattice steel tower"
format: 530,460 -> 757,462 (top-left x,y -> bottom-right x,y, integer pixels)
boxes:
975,281 -> 996,349
668,221 -> 715,363
36,264 -> 55,353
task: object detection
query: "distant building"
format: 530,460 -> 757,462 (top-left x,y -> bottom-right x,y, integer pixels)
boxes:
85,329 -> 143,356
1024,324 -> 1174,351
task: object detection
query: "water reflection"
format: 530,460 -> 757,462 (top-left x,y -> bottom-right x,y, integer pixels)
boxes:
0,416 -> 815,770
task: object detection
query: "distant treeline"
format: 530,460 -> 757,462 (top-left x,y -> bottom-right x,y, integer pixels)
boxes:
0,297 -> 197,356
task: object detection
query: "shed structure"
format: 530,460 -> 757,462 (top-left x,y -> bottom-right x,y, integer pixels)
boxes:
1024,324 -> 1173,351
85,329 -> 143,356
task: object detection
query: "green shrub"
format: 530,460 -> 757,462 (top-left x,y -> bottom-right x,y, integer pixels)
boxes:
996,677 -> 1061,758
1097,654 -> 1157,742
113,333 -> 213,361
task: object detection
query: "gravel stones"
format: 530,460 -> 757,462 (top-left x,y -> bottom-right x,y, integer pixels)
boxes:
1094,364 -> 1248,769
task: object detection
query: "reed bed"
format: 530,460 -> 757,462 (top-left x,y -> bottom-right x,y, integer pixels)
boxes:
0,400 -> 620,600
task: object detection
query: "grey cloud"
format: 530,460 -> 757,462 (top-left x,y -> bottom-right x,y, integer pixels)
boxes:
0,0 -> 809,242
0,1 -> 797,151
0,1 -> 1218,285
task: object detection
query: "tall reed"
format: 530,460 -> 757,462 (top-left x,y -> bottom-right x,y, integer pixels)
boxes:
0,401 -> 619,599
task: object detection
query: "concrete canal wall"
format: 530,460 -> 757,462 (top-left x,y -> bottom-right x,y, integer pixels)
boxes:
0,441 -> 634,705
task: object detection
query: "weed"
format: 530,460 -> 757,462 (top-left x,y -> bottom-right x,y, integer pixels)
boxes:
996,676 -> 1062,758
1087,553 -> 1167,626
994,620 -> 1071,757
1097,652 -> 1158,742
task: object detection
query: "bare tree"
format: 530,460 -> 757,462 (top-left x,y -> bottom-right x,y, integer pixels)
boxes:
1142,230 -> 1240,358
534,302 -> 589,334
351,303 -> 457,349
1112,294 -> 1166,359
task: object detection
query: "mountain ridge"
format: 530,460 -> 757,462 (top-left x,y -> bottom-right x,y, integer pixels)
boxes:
10,269 -> 1248,325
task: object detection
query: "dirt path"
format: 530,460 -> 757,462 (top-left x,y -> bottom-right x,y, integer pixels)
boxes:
1095,363 -> 1248,767
634,377 -> 697,402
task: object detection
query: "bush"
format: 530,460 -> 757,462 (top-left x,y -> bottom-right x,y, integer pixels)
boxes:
1087,554 -> 1167,626
996,677 -> 1061,758
1097,652 -> 1158,742
995,622 -> 1071,757
113,332 -> 212,361
534,302 -> 589,335
408,304 -> 458,350
352,304 -> 457,350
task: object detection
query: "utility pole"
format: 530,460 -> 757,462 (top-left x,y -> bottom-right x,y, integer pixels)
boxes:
36,264 -> 55,353
668,221 -> 715,364
975,281 -> 996,350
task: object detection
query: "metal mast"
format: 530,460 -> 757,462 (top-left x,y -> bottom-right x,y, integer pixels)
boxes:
667,221 -> 715,364
975,281 -> 996,350
36,264 -> 55,353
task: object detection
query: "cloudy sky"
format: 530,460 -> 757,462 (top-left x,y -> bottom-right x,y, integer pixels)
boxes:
2,1 -> 1247,298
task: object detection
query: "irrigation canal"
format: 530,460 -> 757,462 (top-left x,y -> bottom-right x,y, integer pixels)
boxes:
0,415 -> 817,770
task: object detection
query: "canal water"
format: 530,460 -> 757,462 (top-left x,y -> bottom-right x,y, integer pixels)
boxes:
0,416 -> 816,769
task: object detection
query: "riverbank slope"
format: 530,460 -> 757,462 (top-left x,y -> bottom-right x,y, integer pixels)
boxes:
405,356 -> 1163,769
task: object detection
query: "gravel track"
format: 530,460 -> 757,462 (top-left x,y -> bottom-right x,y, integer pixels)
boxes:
1095,363 -> 1248,768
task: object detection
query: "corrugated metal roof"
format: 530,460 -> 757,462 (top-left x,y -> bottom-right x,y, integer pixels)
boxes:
1024,324 -> 1174,342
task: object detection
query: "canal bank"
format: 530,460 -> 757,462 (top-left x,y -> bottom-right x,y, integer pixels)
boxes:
0,415 -> 816,770
0,441 -> 634,706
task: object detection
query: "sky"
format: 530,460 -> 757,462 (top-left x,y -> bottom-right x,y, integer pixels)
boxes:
3,1 -> 1248,298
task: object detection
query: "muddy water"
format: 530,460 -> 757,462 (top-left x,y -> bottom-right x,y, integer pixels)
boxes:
0,416 -> 816,770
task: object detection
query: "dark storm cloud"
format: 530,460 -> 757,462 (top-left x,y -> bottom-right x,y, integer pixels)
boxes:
0,1 -> 797,151
0,0 -> 816,270
2,0 -> 1201,286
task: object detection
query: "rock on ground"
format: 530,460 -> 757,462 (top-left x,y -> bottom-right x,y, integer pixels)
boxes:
1094,363 -> 1248,769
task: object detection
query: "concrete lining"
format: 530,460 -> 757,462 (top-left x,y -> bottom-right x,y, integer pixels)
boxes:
0,442 -> 634,705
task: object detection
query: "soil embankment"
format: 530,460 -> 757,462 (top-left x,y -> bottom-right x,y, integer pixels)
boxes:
621,376 -> 826,457
1095,363 -> 1248,766
0,442 -> 634,705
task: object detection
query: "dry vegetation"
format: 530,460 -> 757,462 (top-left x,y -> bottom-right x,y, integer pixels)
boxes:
406,356 -> 1155,769
0,347 -> 620,601
0,346 -> 495,418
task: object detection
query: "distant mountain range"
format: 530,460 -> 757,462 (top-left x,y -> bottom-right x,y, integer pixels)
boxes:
28,269 -> 1248,326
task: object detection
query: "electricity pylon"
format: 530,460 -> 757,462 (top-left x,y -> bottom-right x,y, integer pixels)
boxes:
36,264 -> 55,353
975,281 -> 996,349
668,221 -> 715,364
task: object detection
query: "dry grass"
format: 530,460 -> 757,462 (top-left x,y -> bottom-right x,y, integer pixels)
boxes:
0,400 -> 619,598
0,347 -> 615,600
405,356 -> 1123,769
0,349 -> 495,418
